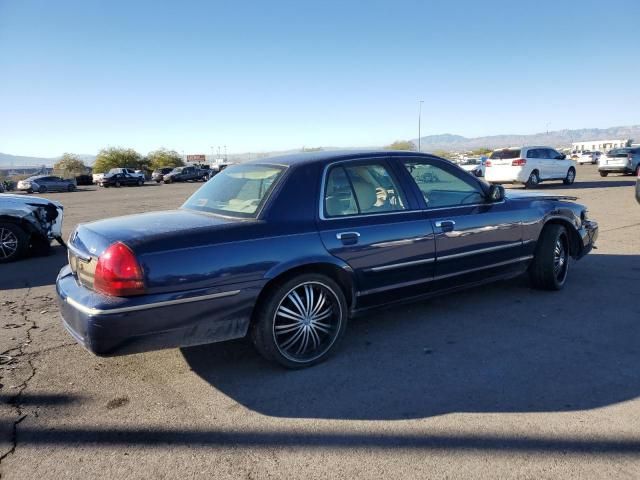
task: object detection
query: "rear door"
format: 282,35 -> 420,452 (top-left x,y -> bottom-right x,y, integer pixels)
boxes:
317,158 -> 436,307
397,157 -> 525,291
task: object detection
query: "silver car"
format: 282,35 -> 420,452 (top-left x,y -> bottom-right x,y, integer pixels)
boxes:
598,147 -> 640,177
17,175 -> 77,194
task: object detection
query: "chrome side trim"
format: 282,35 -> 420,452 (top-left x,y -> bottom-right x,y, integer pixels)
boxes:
358,255 -> 533,296
369,257 -> 435,272
432,256 -> 534,281
437,241 -> 522,261
65,289 -> 241,316
66,242 -> 92,262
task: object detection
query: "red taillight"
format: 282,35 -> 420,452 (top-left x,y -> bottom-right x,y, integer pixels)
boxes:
94,242 -> 145,296
485,160 -> 492,167
511,158 -> 526,166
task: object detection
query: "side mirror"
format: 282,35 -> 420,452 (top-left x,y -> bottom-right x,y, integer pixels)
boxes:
488,184 -> 505,202
558,154 -> 566,160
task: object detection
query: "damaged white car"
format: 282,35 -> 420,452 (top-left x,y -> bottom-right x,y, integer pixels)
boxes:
0,194 -> 64,263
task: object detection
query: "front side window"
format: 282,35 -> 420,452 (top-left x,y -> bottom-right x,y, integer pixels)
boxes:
183,164 -> 285,218
402,161 -> 485,208
323,162 -> 406,217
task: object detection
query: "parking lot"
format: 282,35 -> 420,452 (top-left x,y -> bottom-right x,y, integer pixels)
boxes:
1,165 -> 639,479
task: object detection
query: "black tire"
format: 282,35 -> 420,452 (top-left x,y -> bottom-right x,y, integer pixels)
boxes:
635,165 -> 640,177
525,170 -> 540,188
38,185 -> 47,194
599,171 -> 608,177
67,184 -> 75,192
529,224 -> 570,291
115,181 -> 121,188
26,189 -> 33,194
0,222 -> 28,263
137,179 -> 143,186
563,167 -> 576,185
251,273 -> 348,369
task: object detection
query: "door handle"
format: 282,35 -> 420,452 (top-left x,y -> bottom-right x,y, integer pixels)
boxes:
435,220 -> 456,232
336,231 -> 360,244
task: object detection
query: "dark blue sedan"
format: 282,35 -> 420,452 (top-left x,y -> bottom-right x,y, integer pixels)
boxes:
57,151 -> 598,368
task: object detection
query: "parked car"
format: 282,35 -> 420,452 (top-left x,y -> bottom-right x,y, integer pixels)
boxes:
151,167 -> 175,183
57,151 -> 598,368
16,175 -> 77,193
598,147 -> 640,177
75,174 -> 93,186
98,172 -> 145,188
484,147 -> 576,188
162,166 -> 207,183
458,158 -> 485,177
0,194 -> 64,262
575,150 -> 600,165
93,168 -> 144,184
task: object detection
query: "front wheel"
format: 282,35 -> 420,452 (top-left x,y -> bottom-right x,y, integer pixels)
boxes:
563,168 -> 576,185
115,181 -> 121,188
38,185 -> 47,194
525,170 -> 540,188
0,222 -> 28,263
251,274 -> 348,369
137,179 -> 143,186
599,171 -> 608,177
529,224 -> 570,290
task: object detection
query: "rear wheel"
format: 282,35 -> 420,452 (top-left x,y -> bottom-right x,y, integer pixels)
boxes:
599,171 -> 608,177
563,167 -> 576,185
0,223 -> 28,263
137,179 -> 143,186
525,170 -> 540,188
251,274 -> 348,369
529,224 -> 570,290
38,185 -> 47,194
115,180 -> 121,188
67,184 -> 75,192
635,165 -> 640,176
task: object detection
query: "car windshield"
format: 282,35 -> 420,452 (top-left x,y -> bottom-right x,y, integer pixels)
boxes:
182,164 -> 285,218
489,149 -> 521,160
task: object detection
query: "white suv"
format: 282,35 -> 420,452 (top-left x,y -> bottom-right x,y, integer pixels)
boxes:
485,146 -> 576,188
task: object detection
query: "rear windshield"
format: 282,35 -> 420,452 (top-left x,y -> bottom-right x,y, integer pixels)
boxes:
182,164 -> 285,218
489,149 -> 521,160
607,148 -> 631,157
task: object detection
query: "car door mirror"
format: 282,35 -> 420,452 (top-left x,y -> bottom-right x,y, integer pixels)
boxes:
488,184 -> 505,202
558,154 -> 566,160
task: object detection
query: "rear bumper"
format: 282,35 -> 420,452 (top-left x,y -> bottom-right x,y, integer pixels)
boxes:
484,167 -> 528,184
598,166 -> 632,173
56,265 -> 263,356
576,220 -> 598,259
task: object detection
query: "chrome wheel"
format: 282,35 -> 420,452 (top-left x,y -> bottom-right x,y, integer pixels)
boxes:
272,281 -> 342,363
553,236 -> 569,283
0,227 -> 19,260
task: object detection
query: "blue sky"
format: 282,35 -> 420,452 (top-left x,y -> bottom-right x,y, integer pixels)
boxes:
1,0 -> 639,157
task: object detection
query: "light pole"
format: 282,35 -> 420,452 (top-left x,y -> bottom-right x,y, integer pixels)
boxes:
418,100 -> 424,152
224,145 -> 227,161
546,122 -> 551,135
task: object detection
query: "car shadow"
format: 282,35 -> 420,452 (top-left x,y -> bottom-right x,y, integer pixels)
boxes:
182,253 -> 640,421
0,244 -> 67,290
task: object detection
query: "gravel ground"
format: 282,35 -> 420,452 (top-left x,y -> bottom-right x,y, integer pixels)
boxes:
1,165 -> 639,479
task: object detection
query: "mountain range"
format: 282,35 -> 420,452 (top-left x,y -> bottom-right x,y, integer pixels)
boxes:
2,125 -> 638,167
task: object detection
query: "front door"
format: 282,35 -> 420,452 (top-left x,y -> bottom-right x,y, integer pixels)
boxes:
396,157 -> 525,291
317,158 -> 436,307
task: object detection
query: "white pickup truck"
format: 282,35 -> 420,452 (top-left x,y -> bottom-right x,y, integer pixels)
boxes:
92,168 -> 145,184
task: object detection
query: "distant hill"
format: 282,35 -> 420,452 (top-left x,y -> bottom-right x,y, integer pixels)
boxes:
0,152 -> 96,168
412,125 -> 640,151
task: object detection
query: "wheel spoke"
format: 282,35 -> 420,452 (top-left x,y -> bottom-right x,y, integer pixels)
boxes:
289,290 -> 307,317
275,323 -> 302,335
280,327 -> 306,351
305,284 -> 314,316
296,328 -> 310,355
310,291 -> 326,317
313,309 -> 332,322
308,326 -> 320,349
277,305 -> 304,322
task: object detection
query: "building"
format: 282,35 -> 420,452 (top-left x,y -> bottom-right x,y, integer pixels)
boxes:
571,139 -> 631,153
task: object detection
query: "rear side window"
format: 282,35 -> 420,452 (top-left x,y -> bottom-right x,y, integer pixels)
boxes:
323,162 -> 406,217
490,149 -> 521,160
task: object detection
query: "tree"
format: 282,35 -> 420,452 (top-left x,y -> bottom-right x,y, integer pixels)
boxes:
433,149 -> 455,160
93,147 -> 144,173
384,140 -> 416,151
146,148 -> 185,170
53,153 -> 86,178
470,147 -> 492,156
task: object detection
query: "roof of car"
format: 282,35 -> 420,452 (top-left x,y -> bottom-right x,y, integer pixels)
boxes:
244,149 -> 437,167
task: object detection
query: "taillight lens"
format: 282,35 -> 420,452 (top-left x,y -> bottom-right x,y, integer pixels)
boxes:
94,242 -> 145,296
485,160 -> 492,167
512,158 -> 526,166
